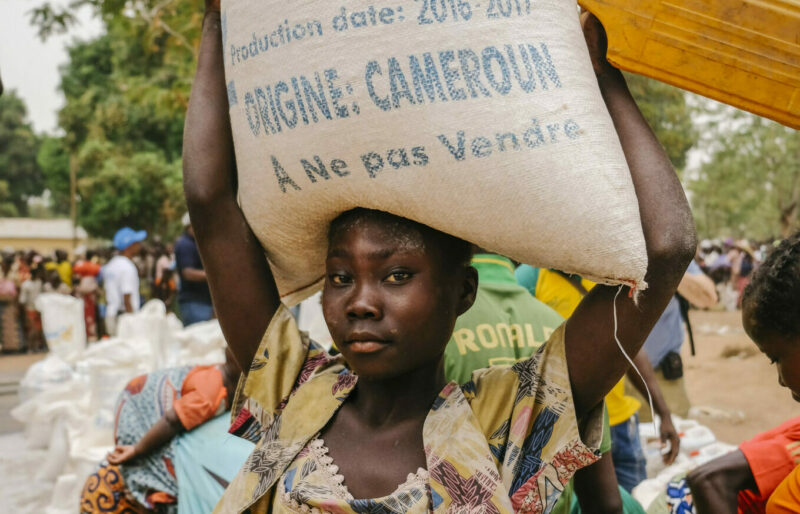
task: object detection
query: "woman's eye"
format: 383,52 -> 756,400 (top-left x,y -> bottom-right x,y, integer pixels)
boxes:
329,274 -> 351,285
386,271 -> 411,283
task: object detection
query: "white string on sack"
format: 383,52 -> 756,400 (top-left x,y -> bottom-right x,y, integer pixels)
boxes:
612,286 -> 658,438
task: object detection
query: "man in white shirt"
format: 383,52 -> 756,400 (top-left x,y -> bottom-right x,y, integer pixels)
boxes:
103,227 -> 146,335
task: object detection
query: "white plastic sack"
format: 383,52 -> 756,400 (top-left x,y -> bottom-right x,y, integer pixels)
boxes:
17,354 -> 74,404
35,419 -> 69,482
11,378 -> 90,449
46,474 -> 81,514
172,319 -> 226,367
116,300 -> 181,369
80,337 -> 152,431
223,0 -> 648,305
36,293 -> 86,363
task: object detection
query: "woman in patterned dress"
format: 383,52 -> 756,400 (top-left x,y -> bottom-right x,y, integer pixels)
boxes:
80,352 -> 240,513
183,4 -> 696,512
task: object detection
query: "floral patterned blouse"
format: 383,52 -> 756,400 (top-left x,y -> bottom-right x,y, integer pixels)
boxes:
214,305 -> 602,513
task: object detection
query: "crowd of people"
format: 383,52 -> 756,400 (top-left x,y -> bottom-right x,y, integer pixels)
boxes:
696,238 -> 770,310
0,214 -> 213,354
1,230 -> 775,357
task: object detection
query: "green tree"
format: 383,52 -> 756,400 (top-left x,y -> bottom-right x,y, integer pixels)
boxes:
0,181 -> 20,217
31,0 -> 200,238
37,135 -> 71,215
625,73 -> 697,173
77,145 -> 185,238
690,107 -> 800,239
0,91 -> 43,215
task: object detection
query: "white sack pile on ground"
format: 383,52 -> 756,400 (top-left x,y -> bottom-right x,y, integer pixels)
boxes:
9,300 -> 227,514
633,416 -> 737,512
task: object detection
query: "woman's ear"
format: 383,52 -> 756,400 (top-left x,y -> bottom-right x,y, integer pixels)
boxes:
457,265 -> 479,316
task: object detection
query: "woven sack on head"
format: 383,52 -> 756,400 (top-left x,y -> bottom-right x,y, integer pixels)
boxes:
222,0 -> 648,305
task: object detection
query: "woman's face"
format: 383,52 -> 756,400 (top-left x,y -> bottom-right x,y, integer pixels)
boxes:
743,303 -> 800,402
322,218 -> 475,380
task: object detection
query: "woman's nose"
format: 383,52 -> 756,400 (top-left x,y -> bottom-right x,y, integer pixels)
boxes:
346,284 -> 382,320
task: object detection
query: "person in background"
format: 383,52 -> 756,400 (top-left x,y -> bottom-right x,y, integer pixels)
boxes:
732,240 -> 757,309
103,227 -> 146,336
687,231 -> 800,513
444,253 -> 564,384
152,243 -> 176,308
0,255 -> 23,352
516,266 -> 681,495
175,213 -> 213,325
11,251 -> 31,287
74,252 -> 102,342
446,253 -> 635,514
153,242 -> 174,288
43,269 -> 70,295
153,266 -> 178,308
54,249 -> 73,288
18,264 -> 45,352
80,351 -> 247,513
636,260 -> 718,419
741,231 -> 800,513
688,417 -> 800,514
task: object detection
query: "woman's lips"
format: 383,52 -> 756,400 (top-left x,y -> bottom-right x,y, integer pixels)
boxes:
346,340 -> 389,354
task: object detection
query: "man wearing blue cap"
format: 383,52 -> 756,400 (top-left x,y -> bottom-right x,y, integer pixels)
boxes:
103,227 -> 146,335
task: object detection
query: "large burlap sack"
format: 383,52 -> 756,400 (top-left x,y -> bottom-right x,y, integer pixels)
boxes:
222,0 -> 647,304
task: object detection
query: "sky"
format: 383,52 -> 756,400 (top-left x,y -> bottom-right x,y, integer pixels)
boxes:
0,0 -> 101,134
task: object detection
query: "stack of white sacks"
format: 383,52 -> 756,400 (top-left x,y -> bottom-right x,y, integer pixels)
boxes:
12,297 -> 227,514
633,416 -> 737,510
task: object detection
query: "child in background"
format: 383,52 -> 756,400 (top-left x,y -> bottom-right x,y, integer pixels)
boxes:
742,232 -> 800,513
184,4 -> 695,512
687,231 -> 800,513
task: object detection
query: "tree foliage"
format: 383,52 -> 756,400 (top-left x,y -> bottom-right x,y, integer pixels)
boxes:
37,135 -> 71,215
30,0 -> 199,239
625,73 -> 697,173
0,91 -> 43,215
690,106 -> 800,239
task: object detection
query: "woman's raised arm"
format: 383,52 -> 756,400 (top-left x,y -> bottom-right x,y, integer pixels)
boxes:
182,2 -> 280,372
565,14 -> 697,418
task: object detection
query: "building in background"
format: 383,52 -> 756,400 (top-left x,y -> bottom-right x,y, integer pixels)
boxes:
0,218 -> 88,254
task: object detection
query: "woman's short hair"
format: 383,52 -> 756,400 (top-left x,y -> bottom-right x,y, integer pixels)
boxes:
328,208 -> 473,274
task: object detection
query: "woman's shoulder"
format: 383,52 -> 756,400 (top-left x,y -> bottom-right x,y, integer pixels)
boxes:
231,305 -> 346,430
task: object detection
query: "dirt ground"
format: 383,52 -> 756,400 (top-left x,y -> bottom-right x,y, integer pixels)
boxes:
682,309 -> 797,445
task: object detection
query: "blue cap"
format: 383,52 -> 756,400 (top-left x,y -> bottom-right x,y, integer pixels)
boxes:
113,227 -> 147,251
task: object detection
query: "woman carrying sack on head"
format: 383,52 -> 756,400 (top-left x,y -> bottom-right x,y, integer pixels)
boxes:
182,1 -> 696,511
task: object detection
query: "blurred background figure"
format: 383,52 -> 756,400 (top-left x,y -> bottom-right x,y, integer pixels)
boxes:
174,214 -> 212,326
103,228 -> 146,336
